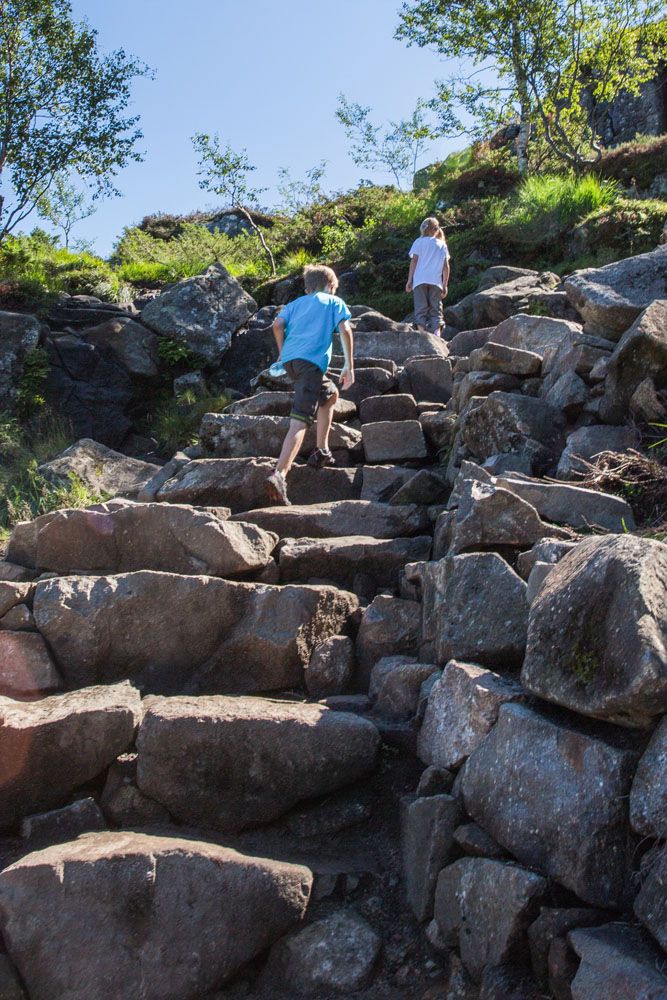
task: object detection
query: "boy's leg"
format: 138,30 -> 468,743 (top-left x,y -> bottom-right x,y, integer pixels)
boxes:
309,375 -> 339,468
276,419 -> 308,475
266,360 -> 319,504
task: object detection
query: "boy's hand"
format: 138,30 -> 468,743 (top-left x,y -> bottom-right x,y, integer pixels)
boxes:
340,366 -> 355,390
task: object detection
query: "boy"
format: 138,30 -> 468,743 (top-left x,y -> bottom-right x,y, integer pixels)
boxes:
266,264 -> 354,505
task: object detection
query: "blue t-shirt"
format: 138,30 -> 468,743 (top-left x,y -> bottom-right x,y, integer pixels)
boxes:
278,292 -> 351,373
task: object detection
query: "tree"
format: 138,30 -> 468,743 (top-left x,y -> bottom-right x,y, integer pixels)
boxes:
276,161 -> 328,214
396,0 -> 667,172
38,173 -> 96,249
191,133 -> 276,276
0,0 -> 150,239
335,96 -> 432,189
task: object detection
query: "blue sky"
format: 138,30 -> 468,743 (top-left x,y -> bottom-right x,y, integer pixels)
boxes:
63,0 -> 462,256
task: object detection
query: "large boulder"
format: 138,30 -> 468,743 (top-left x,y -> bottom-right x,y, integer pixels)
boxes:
490,314 -> 583,356
461,703 -> 637,907
468,341 -> 542,376
342,329 -> 448,364
629,716 -> 667,838
339,366 -> 397,406
494,473 -> 635,532
200,413 -> 361,459
82,317 -> 160,380
521,535 -> 667,728
36,439 -> 160,500
0,631 -> 62,697
279,535 -> 432,590
0,311 -> 41,412
44,335 -> 134,449
635,848 -> 667,952
32,503 -> 277,578
443,479 -> 556,557
402,794 -> 462,922
0,683 -> 141,828
564,245 -> 667,338
230,500 -> 431,540
34,571 -> 357,694
361,420 -> 428,463
599,299 -> 667,423
141,263 -> 257,364
401,357 -> 453,404
459,391 -> 566,468
471,272 -> 573,328
556,424 -> 637,478
136,695 -> 380,831
428,553 -> 528,668
156,458 -> 362,512
568,924 -> 667,1000
418,660 -> 526,770
0,831 -> 311,1000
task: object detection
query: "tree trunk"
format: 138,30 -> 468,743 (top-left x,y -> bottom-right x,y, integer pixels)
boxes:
235,204 -> 276,278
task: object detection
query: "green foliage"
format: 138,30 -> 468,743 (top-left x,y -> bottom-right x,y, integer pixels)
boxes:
569,197 -> 667,257
597,135 -> 667,190
0,0 -> 151,239
570,647 -> 600,684
16,348 -> 50,417
156,338 -> 203,369
0,230 -> 124,301
336,95 -> 433,189
37,172 -> 96,249
145,391 -> 230,456
0,411 -> 102,531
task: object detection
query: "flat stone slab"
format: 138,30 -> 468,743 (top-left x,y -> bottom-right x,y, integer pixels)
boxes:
200,413 -> 361,459
362,420 -> 428,463
279,534 -> 432,590
231,500 -> 431,540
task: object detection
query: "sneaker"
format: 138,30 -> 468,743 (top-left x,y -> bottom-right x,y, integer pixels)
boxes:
265,469 -> 291,505
307,447 -> 335,469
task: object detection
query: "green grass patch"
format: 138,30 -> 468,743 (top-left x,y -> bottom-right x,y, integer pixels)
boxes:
143,390 -> 230,456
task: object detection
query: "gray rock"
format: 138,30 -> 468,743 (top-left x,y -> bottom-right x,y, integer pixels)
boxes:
544,371 -> 589,414
0,311 -> 41,412
100,753 -> 170,827
0,605 -> 35,631
453,823 -> 507,860
630,716 -> 667,838
361,420 -> 428,463
348,329 -> 449,364
599,299 -> 667,422
136,696 -> 380,831
568,923 -> 667,1000
305,636 -> 355,697
630,376 -> 667,423
157,457 -> 362,512
36,439 -> 160,500
261,909 -> 381,995
526,561 -> 553,603
0,831 -> 311,1000
527,908 -> 609,989
402,794 -> 462,922
446,479 -> 555,557
419,410 -> 458,453
418,660 -> 526,769
359,393 -> 418,423
522,535 -> 667,728
416,765 -> 454,797
556,424 -> 638,478
356,596 -> 422,687
461,703 -> 637,907
480,964 -> 544,1000
477,266 -> 540,290
516,537 -> 579,579
279,534 -> 431,591
460,391 -> 566,466
635,848 -> 667,952
360,465 -> 418,502
369,657 -> 437,720
430,553 -> 528,668
200,413 -> 361,459
402,356 -> 453,403
0,631 -> 62,697
232,500 -> 431,540
32,503 -> 277,578
564,245 -> 667,338
141,263 -> 256,364
435,858 -> 546,982
0,582 -> 31,618
447,326 -> 495,356
83,317 -> 160,379
471,272 -> 570,328
491,314 -> 583,356
0,953 -> 25,1000
0,683 -> 141,829
495,473 -> 635,532
389,469 -> 449,506
452,371 -> 521,412
340,366 -> 397,406
469,342 -> 542,376
20,797 -> 106,844
34,571 -> 357,694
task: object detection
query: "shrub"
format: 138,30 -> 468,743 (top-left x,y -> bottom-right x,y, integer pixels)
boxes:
144,390 -> 230,456
0,231 -> 125,302
597,135 -> 667,190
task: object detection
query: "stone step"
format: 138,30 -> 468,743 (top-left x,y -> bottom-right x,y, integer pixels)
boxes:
230,500 -> 432,540
33,572 -> 358,694
278,534 -> 432,591
200,413 -> 362,460
225,390 -> 357,423
361,419 -> 429,464
336,329 -> 448,364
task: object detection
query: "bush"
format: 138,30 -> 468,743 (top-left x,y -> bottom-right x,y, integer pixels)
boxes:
597,135 -> 667,191
144,390 -> 230,456
0,231 -> 125,302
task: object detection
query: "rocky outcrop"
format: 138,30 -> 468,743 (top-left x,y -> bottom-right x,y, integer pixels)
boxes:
37,439 -> 160,499
0,311 -> 41,412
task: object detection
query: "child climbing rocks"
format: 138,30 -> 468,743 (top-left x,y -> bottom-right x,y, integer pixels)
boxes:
405,217 -> 450,335
266,264 -> 355,505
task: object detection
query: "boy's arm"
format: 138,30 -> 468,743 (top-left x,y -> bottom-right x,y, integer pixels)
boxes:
441,259 -> 450,299
406,255 -> 418,293
272,317 -> 285,356
338,320 -> 354,389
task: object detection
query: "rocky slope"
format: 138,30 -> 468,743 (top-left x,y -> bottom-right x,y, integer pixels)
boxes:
0,243 -> 666,999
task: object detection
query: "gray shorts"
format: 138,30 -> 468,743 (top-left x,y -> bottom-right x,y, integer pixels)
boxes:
284,359 -> 338,426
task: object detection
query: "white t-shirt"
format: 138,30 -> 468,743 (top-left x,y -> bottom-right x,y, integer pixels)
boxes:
409,236 -> 450,289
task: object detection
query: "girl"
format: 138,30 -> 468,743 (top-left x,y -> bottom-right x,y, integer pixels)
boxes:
405,217 -> 450,335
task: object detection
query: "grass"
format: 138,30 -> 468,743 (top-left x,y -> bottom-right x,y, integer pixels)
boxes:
0,411 -> 104,534
143,390 -> 230,456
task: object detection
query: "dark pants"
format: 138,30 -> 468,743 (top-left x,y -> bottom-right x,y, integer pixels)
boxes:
413,283 -> 443,334
284,359 -> 337,426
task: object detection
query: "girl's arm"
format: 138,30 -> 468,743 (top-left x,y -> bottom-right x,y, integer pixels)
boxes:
406,255 -> 418,293
441,259 -> 450,299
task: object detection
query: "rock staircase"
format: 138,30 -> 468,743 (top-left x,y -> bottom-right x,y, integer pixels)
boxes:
0,249 -> 666,999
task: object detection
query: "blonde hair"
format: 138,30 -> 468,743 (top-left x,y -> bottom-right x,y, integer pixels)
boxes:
420,216 -> 445,240
304,264 -> 339,294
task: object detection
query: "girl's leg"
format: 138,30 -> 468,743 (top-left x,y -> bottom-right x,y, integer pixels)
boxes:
413,285 -> 428,330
